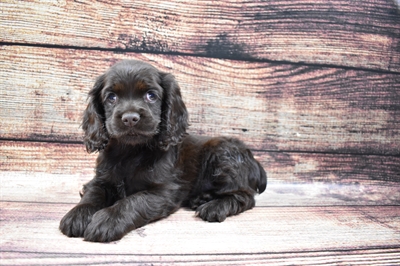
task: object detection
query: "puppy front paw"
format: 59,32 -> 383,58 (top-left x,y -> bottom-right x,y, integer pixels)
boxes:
84,207 -> 133,242
59,204 -> 98,238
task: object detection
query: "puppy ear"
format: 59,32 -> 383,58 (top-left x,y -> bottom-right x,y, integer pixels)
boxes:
248,157 -> 267,194
158,72 -> 189,150
81,74 -> 109,153
254,160 -> 267,193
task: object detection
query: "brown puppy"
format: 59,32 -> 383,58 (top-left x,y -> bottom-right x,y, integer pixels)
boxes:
60,60 -> 267,242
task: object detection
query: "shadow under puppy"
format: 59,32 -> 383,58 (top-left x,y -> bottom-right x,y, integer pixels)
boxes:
60,60 -> 267,242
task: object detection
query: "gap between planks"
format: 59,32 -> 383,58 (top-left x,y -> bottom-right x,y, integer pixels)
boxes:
2,41 -> 399,76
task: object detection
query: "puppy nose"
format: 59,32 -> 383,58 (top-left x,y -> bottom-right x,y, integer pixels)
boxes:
122,112 -> 140,127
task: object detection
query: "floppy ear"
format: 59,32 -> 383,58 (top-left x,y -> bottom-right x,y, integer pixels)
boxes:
81,74 -> 109,153
158,72 -> 189,150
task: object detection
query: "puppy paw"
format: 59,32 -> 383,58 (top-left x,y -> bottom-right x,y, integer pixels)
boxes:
59,204 -> 98,237
196,200 -> 228,223
83,208 -> 133,242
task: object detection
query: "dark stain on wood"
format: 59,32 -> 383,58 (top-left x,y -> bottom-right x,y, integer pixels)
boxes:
199,33 -> 253,60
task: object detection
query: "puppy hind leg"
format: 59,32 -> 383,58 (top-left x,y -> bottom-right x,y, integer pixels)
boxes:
194,137 -> 260,222
188,192 -> 214,210
196,190 -> 255,222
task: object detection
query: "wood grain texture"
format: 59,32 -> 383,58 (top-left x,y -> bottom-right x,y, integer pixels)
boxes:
1,201 -> 399,265
1,46 -> 399,154
1,0 -> 399,72
1,0 -> 400,263
2,140 -> 399,206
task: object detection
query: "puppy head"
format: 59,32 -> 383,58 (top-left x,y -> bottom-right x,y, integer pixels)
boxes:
82,60 -> 189,152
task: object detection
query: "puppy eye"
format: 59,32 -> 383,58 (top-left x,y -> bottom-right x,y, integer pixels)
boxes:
146,91 -> 157,102
106,93 -> 117,104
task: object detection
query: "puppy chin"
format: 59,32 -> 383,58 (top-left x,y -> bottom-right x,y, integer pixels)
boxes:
109,128 -> 159,146
118,135 -> 152,146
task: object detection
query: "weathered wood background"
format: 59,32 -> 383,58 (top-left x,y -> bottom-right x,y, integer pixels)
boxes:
1,0 -> 400,265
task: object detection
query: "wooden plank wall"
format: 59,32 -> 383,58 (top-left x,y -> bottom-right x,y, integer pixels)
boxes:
1,0 -> 400,264
1,0 -> 399,183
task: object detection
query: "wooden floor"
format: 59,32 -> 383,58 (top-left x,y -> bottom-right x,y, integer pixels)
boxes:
1,167 -> 400,264
1,0 -> 400,265
2,177 -> 400,265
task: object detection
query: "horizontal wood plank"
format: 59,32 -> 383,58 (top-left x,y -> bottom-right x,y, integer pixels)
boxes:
1,0 -> 399,72
2,141 -> 399,206
1,46 -> 399,154
1,201 -> 399,264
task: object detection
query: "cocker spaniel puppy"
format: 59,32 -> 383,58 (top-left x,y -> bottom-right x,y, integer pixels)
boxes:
60,60 -> 267,242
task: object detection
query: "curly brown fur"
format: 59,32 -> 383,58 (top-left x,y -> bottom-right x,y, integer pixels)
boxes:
59,60 -> 267,242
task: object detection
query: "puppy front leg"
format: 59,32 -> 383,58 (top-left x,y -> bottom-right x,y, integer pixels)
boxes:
59,180 -> 109,238
84,187 -> 182,242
